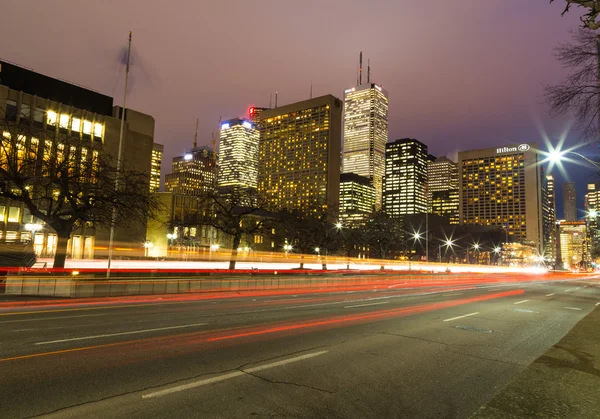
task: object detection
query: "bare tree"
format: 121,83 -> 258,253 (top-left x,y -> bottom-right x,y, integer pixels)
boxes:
0,118 -> 158,268
552,1 -> 600,29
365,210 -> 403,269
198,188 -> 273,269
544,28 -> 600,138
276,206 -> 339,269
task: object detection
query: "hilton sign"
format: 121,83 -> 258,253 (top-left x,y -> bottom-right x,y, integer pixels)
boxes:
496,144 -> 530,154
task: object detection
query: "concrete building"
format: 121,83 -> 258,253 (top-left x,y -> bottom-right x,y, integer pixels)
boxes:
428,156 -> 459,224
383,138 -> 428,217
218,118 -> 259,191
248,106 -> 269,125
563,182 -> 577,221
165,147 -> 217,195
150,143 -> 163,192
0,59 -> 155,259
339,173 -> 376,225
458,143 -> 545,252
257,95 -> 342,212
342,83 -> 388,210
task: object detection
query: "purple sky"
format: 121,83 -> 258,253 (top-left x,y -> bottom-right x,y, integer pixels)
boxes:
0,1 -> 596,216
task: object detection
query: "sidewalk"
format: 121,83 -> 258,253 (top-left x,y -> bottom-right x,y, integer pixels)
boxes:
471,306 -> 600,418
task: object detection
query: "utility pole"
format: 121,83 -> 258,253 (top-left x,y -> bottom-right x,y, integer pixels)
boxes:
107,31 -> 132,278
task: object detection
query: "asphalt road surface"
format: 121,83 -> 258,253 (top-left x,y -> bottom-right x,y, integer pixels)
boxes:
1,273 -> 599,418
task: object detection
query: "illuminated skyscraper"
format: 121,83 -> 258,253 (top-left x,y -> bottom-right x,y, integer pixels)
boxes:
164,147 -> 217,195
383,139 -> 428,217
342,83 -> 388,210
458,143 -> 545,251
585,181 -> 600,256
150,143 -> 163,192
218,118 -> 259,191
427,156 -> 459,224
257,95 -> 342,211
339,173 -> 376,225
563,182 -> 577,221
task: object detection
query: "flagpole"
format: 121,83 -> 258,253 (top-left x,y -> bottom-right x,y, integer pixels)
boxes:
107,31 -> 132,278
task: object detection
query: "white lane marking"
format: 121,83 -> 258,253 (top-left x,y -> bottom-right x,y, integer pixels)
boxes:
142,350 -> 329,399
443,312 -> 479,322
596,302 -> 600,306
564,307 -> 582,311
34,322 -> 208,345
545,293 -> 555,297
344,301 -> 389,309
0,314 -> 107,324
514,300 -> 529,305
564,289 -> 572,292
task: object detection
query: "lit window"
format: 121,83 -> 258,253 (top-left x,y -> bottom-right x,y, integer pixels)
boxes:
94,123 -> 103,137
7,207 -> 20,223
83,120 -> 92,135
47,111 -> 57,126
72,118 -> 81,132
59,114 -> 69,129
0,206 -> 4,221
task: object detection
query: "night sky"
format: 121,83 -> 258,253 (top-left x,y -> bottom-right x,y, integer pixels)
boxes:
0,0 -> 597,217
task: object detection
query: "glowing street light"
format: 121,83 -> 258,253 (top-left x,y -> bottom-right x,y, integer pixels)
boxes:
588,209 -> 598,218
283,244 -> 293,257
335,222 -> 343,229
143,241 -> 153,257
493,246 -> 501,254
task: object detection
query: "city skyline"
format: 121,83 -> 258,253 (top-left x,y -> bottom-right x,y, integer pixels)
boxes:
0,2 -> 591,207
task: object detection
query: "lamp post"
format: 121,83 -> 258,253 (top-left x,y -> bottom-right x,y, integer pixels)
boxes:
283,244 -> 292,258
315,247 -> 320,258
493,246 -> 501,266
471,243 -> 480,265
143,241 -> 153,257
209,243 -> 219,261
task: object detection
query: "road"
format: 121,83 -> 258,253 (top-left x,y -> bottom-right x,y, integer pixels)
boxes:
0,273 -> 599,418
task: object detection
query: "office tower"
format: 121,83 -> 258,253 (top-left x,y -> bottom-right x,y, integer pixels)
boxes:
544,174 -> 557,260
428,156 -> 459,224
150,143 -> 163,192
458,143 -> 545,252
218,118 -> 259,191
339,173 -> 376,225
563,182 -> 577,221
342,83 -> 388,210
164,147 -> 218,195
0,59 -> 155,259
383,138 -> 428,217
257,95 -> 342,211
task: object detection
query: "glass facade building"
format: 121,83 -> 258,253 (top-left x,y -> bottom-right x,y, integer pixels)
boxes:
342,84 -> 388,210
428,156 -> 459,224
165,147 -> 217,195
339,173 -> 376,225
218,118 -> 259,191
383,138 -> 428,217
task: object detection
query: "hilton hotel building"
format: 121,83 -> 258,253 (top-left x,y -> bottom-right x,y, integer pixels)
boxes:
458,143 -> 547,252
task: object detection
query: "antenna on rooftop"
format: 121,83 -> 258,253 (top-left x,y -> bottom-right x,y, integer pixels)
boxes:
367,59 -> 371,83
359,51 -> 363,85
193,117 -> 198,149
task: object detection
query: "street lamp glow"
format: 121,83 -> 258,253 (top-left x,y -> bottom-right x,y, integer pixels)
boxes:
445,239 -> 454,248
547,149 -> 565,163
143,241 -> 153,249
412,232 -> 423,240
335,222 -> 343,229
24,223 -> 43,233
210,244 -> 220,251
472,243 -> 480,250
166,233 -> 176,240
493,246 -> 501,253
588,209 -> 598,218
314,247 -> 320,253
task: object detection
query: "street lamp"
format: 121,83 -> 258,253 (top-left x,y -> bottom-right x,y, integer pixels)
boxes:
166,233 -> 176,258
315,247 -> 320,258
471,243 -> 480,264
24,223 -> 43,255
283,244 -> 292,257
335,222 -> 343,230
